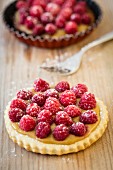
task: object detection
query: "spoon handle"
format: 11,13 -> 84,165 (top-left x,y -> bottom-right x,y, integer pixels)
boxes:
82,31 -> 113,52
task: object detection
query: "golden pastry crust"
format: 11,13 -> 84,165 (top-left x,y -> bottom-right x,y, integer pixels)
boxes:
4,99 -> 108,155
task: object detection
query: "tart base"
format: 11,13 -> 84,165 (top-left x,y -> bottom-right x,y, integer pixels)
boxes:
4,99 -> 108,155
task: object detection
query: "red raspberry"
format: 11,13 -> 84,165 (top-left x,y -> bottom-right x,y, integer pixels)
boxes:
79,92 -> 96,110
70,122 -> 87,136
65,21 -> 78,34
63,0 -> 76,8
73,5 -> 86,15
32,93 -> 46,106
45,0 -> 51,3
29,5 -> 43,18
46,3 -> 60,16
53,0 -> 65,5
10,98 -> 27,111
19,12 -> 27,24
35,122 -> 51,138
53,124 -> 69,141
55,16 -> 66,28
71,83 -> 88,98
41,12 -> 54,24
45,23 -> 57,35
59,90 -> 76,107
33,24 -> 44,36
27,0 -> 33,6
34,78 -> 50,92
26,103 -> 41,117
17,89 -> 33,100
64,105 -> 81,118
18,6 -> 28,14
44,97 -> 61,114
32,0 -> 46,9
37,109 -> 53,124
70,13 -> 81,24
44,89 -> 59,99
55,111 -> 73,126
8,108 -> 25,122
60,8 -> 72,20
16,1 -> 27,9
77,1 -> 87,7
55,81 -> 70,92
19,115 -> 36,131
80,110 -> 98,124
25,16 -> 37,29
82,13 -> 91,25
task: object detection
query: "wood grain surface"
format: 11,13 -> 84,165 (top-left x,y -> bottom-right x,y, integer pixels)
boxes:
0,0 -> 113,170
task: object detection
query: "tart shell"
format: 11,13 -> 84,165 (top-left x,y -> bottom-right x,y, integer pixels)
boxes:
4,99 -> 108,155
3,1 -> 102,48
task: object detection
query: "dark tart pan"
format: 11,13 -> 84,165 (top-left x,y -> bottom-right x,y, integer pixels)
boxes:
3,0 -> 102,48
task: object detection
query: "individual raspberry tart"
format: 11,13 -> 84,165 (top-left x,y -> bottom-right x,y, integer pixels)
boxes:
3,0 -> 102,48
4,79 -> 108,155
79,92 -> 96,110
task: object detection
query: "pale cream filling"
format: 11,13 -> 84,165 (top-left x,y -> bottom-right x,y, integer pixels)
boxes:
14,8 -> 95,39
11,104 -> 100,145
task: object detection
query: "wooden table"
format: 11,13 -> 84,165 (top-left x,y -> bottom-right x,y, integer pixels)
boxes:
0,0 -> 113,170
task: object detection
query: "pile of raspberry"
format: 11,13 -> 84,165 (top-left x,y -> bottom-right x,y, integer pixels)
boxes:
16,0 -> 92,35
8,78 -> 98,141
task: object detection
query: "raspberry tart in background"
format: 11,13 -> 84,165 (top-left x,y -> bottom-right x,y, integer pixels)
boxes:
4,78 -> 108,155
3,0 -> 102,48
